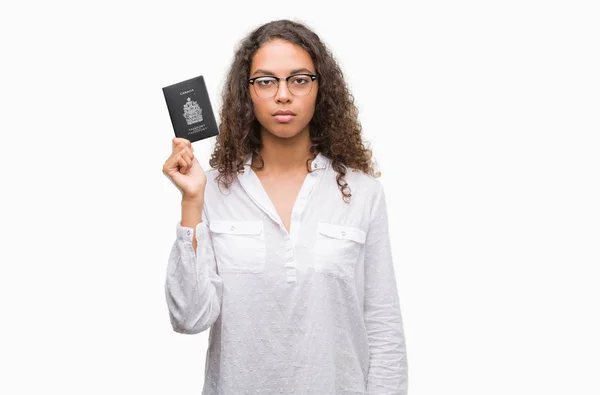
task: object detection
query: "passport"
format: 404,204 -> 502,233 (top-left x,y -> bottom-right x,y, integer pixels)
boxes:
162,75 -> 219,143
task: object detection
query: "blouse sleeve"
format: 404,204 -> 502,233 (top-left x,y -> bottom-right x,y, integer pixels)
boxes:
364,182 -> 409,394
164,208 -> 223,334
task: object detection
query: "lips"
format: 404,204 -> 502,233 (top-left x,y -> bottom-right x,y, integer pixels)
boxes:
273,114 -> 295,123
273,110 -> 296,123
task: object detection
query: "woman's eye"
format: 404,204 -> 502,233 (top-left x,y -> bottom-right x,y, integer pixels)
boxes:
257,79 -> 275,86
291,76 -> 309,85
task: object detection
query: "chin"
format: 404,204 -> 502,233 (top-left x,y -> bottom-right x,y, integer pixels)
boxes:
266,125 -> 304,139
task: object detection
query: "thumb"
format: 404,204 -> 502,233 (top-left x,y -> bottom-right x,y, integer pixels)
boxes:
165,169 -> 185,193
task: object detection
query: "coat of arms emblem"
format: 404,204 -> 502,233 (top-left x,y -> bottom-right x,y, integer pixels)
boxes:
183,97 -> 203,125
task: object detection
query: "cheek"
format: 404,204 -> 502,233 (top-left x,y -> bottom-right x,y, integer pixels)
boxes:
301,98 -> 317,119
251,98 -> 270,120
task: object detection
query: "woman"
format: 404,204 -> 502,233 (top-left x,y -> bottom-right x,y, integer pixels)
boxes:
162,19 -> 408,394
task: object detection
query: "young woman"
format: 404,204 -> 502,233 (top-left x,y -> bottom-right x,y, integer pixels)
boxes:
162,19 -> 408,394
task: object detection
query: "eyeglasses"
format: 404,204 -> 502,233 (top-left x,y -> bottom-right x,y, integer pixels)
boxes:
248,73 -> 319,99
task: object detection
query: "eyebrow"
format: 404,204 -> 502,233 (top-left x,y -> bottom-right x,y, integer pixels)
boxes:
250,68 -> 314,77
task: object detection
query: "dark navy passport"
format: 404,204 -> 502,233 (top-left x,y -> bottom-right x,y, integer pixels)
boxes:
162,75 -> 219,143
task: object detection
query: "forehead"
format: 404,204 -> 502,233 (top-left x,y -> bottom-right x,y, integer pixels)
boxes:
250,39 -> 314,74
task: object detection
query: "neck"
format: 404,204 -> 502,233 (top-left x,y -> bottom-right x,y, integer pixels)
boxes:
253,126 -> 315,175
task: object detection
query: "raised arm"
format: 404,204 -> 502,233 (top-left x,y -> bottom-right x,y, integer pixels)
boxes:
162,137 -> 222,334
165,201 -> 223,334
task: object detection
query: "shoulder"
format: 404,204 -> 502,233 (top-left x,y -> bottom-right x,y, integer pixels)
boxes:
203,167 -> 219,191
320,154 -> 377,189
201,167 -> 234,207
340,164 -> 384,199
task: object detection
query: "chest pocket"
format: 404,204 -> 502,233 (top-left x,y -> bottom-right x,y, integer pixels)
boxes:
208,220 -> 266,274
313,222 -> 366,280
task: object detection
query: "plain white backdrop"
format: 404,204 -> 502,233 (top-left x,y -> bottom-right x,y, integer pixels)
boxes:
1,0 -> 598,394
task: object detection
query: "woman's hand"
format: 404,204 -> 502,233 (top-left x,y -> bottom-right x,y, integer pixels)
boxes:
162,137 -> 207,200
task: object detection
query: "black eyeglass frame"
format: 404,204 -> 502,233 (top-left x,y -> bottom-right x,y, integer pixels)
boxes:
248,74 -> 319,97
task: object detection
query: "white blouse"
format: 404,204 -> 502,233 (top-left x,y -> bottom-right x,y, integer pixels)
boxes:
165,152 -> 408,394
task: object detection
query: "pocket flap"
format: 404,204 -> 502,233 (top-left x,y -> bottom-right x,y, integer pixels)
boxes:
317,222 -> 366,244
209,220 -> 263,235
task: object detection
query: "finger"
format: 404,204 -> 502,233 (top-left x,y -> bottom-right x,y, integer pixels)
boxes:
163,152 -> 179,174
173,137 -> 190,147
181,152 -> 192,170
175,149 -> 194,171
179,146 -> 194,161
179,151 -> 194,173
174,141 -> 186,154
172,137 -> 191,151
177,155 -> 188,174
175,143 -> 193,159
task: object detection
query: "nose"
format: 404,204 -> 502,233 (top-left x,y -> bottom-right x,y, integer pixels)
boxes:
275,82 -> 292,103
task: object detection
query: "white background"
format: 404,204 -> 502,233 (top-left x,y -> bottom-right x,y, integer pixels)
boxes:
1,0 -> 598,394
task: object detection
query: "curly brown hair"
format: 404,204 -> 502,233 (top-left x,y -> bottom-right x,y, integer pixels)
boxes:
208,19 -> 381,202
